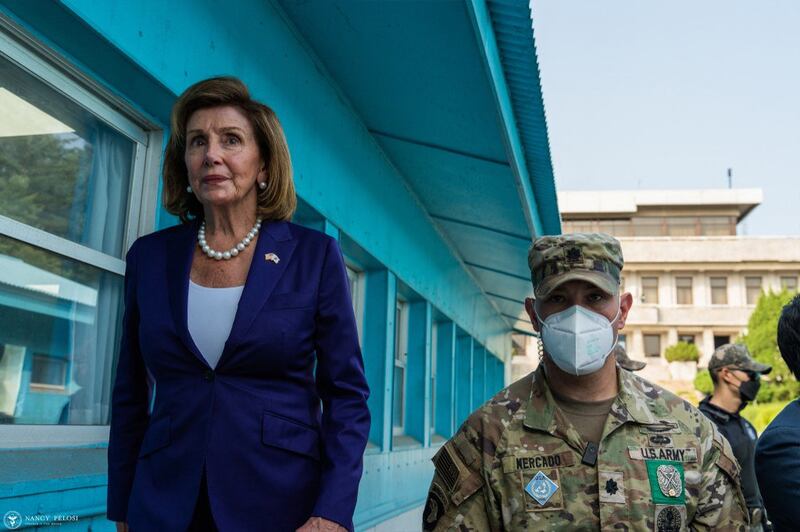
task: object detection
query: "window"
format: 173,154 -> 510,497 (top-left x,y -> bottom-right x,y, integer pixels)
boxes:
745,276 -> 762,305
710,277 -> 728,305
781,276 -> 798,293
665,217 -> 697,237
632,217 -> 665,237
644,334 -> 661,357
714,335 -> 730,349
30,354 -> 68,389
678,334 -> 695,345
596,220 -> 633,237
675,276 -> 693,305
0,30 -> 155,428
345,264 -> 363,340
641,277 -> 659,304
392,300 -> 409,435
700,216 -> 735,236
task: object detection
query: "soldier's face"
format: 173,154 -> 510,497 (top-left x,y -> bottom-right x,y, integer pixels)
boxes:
525,280 -> 633,334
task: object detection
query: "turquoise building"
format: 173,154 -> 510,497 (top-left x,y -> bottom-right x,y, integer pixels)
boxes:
0,0 -> 559,529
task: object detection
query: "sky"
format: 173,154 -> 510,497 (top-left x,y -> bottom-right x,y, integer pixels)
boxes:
529,1 -> 800,236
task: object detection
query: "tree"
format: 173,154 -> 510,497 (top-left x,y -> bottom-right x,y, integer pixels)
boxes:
739,290 -> 800,402
665,341 -> 700,363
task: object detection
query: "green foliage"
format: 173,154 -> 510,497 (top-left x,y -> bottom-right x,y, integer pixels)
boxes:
0,134 -> 97,285
740,290 -> 800,401
693,370 -> 713,395
740,401 -> 791,435
664,341 -> 700,363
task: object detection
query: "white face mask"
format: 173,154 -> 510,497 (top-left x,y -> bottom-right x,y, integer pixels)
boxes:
537,304 -> 620,376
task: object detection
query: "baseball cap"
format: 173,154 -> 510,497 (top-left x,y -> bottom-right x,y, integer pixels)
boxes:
528,233 -> 623,299
708,343 -> 772,374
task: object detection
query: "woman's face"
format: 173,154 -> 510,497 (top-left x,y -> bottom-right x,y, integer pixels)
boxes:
184,105 -> 264,212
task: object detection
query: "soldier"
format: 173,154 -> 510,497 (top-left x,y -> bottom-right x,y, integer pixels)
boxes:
699,344 -> 771,531
423,233 -> 748,531
613,342 -> 647,372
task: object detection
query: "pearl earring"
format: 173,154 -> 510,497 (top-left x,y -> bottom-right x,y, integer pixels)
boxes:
258,182 -> 267,190
186,185 -> 192,193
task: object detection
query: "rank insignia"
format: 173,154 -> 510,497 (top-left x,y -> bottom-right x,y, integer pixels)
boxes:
565,246 -> 583,264
599,470 -> 626,504
525,471 -> 559,506
646,461 -> 685,505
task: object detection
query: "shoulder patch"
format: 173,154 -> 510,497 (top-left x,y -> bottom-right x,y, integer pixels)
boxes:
433,447 -> 461,491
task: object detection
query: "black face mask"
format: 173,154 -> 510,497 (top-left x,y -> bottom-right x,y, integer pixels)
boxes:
736,373 -> 761,404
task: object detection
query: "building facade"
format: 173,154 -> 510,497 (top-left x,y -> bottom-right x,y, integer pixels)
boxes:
0,1 -> 559,529
559,189 -> 800,384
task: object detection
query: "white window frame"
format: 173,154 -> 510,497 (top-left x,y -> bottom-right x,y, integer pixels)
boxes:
710,276 -> 729,306
345,262 -> 365,343
392,299 -> 409,436
0,17 -> 162,447
745,276 -> 763,306
641,276 -> 659,305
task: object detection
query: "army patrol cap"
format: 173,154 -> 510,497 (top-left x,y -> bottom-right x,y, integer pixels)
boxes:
528,233 -> 623,298
708,343 -> 772,374
612,343 -> 646,371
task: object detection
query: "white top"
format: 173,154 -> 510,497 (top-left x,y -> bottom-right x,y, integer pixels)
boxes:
188,280 -> 245,369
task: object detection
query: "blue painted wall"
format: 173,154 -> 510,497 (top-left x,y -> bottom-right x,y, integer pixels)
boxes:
0,0 -> 554,528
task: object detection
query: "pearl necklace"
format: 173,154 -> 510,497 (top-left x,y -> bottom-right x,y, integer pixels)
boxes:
198,218 -> 262,260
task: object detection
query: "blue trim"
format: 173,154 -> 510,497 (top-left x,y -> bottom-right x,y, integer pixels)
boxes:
362,269 -> 396,450
466,0 -> 543,237
406,301 -> 431,446
455,334 -> 474,428
488,0 -> 561,235
467,0 -> 561,237
434,321 -> 457,438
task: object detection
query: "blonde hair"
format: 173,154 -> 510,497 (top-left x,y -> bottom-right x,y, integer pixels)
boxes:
162,76 -> 295,222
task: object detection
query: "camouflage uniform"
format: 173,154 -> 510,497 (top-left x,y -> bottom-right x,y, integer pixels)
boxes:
424,367 -> 748,531
614,343 -> 647,372
424,233 -> 748,531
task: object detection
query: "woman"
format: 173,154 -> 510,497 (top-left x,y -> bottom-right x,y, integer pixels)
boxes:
107,77 -> 370,532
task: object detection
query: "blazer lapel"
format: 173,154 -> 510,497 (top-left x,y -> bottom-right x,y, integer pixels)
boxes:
219,220 -> 297,364
165,219 -> 209,367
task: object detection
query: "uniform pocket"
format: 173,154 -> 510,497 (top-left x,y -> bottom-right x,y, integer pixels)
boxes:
138,416 -> 171,458
261,411 -> 320,460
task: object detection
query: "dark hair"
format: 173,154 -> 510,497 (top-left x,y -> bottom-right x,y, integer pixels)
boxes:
162,76 -> 295,222
777,294 -> 800,380
709,368 -> 720,385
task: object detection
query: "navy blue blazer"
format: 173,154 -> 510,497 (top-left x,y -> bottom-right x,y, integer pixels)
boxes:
107,219 -> 370,531
755,399 -> 800,531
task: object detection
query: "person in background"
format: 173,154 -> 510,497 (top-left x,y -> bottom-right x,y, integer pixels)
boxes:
423,233 -> 748,531
755,294 -> 800,532
699,344 -> 772,531
612,342 -> 646,372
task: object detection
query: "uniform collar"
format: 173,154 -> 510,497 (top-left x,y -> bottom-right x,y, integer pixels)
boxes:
523,365 -> 664,445
699,396 -> 736,423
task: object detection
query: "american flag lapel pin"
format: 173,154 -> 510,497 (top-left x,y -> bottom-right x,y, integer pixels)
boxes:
264,252 -> 280,264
